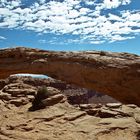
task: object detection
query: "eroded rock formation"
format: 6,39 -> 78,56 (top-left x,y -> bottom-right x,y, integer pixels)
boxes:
0,76 -> 117,105
0,76 -> 140,139
0,47 -> 140,105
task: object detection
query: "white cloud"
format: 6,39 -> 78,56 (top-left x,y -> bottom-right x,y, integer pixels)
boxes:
79,8 -> 91,15
122,0 -> 131,5
0,0 -> 140,44
38,39 -> 47,44
0,0 -> 21,9
38,0 -> 46,4
0,8 -> 12,16
126,12 -> 140,22
90,40 -> 105,44
108,13 -> 123,21
103,0 -> 121,9
110,35 -> 134,42
101,0 -> 131,9
0,36 -> 6,40
85,1 -> 96,6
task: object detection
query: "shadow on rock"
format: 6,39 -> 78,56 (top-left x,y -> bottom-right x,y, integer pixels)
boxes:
28,86 -> 65,111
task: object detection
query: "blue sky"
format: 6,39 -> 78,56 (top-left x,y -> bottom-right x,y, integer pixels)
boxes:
0,0 -> 140,54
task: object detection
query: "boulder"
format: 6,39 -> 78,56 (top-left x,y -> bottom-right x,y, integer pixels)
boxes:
106,103 -> 122,108
41,94 -> 65,106
30,93 -> 65,111
0,92 -> 12,101
2,83 -> 36,97
0,82 -> 36,107
98,108 -> 120,118
10,97 -> 29,107
126,104 -> 138,109
46,86 -> 61,96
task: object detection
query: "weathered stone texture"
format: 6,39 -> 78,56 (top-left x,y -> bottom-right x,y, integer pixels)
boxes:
0,47 -> 140,105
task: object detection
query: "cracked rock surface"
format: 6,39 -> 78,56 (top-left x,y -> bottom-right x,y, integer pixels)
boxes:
0,76 -> 140,140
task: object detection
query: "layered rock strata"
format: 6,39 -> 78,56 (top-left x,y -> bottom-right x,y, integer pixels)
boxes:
0,47 -> 140,105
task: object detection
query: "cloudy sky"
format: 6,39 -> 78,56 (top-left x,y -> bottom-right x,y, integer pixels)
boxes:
0,0 -> 140,54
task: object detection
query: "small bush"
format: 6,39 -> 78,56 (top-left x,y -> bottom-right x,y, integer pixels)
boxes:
36,86 -> 49,100
100,51 -> 106,56
29,86 -> 49,111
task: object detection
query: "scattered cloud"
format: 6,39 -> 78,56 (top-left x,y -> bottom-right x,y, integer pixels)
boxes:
0,36 -> 6,40
110,35 -> 135,42
38,39 -> 47,44
0,0 -> 140,44
103,0 -> 122,9
97,0 -> 131,10
0,0 -> 21,9
90,40 -> 105,44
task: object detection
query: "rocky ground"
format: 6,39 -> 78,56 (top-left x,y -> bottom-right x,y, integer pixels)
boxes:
0,76 -> 140,140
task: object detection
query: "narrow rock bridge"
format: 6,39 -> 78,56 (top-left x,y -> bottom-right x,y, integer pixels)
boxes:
0,47 -> 140,105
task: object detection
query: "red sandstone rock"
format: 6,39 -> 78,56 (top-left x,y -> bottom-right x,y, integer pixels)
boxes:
0,47 -> 140,105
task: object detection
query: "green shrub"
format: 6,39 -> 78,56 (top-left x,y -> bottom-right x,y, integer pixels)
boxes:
100,51 -> 106,56
36,86 -> 49,100
29,86 -> 49,111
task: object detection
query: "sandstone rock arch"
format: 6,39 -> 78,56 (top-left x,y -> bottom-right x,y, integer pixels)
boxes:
0,47 -> 140,105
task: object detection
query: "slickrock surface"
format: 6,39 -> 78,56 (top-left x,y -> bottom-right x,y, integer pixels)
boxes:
0,47 -> 140,105
0,79 -> 140,140
1,100 -> 140,140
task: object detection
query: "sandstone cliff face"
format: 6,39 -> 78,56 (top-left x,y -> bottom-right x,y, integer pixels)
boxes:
0,47 -> 140,105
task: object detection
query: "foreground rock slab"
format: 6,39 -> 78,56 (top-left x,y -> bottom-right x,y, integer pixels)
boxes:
0,76 -> 140,140
0,101 -> 140,140
0,47 -> 140,105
